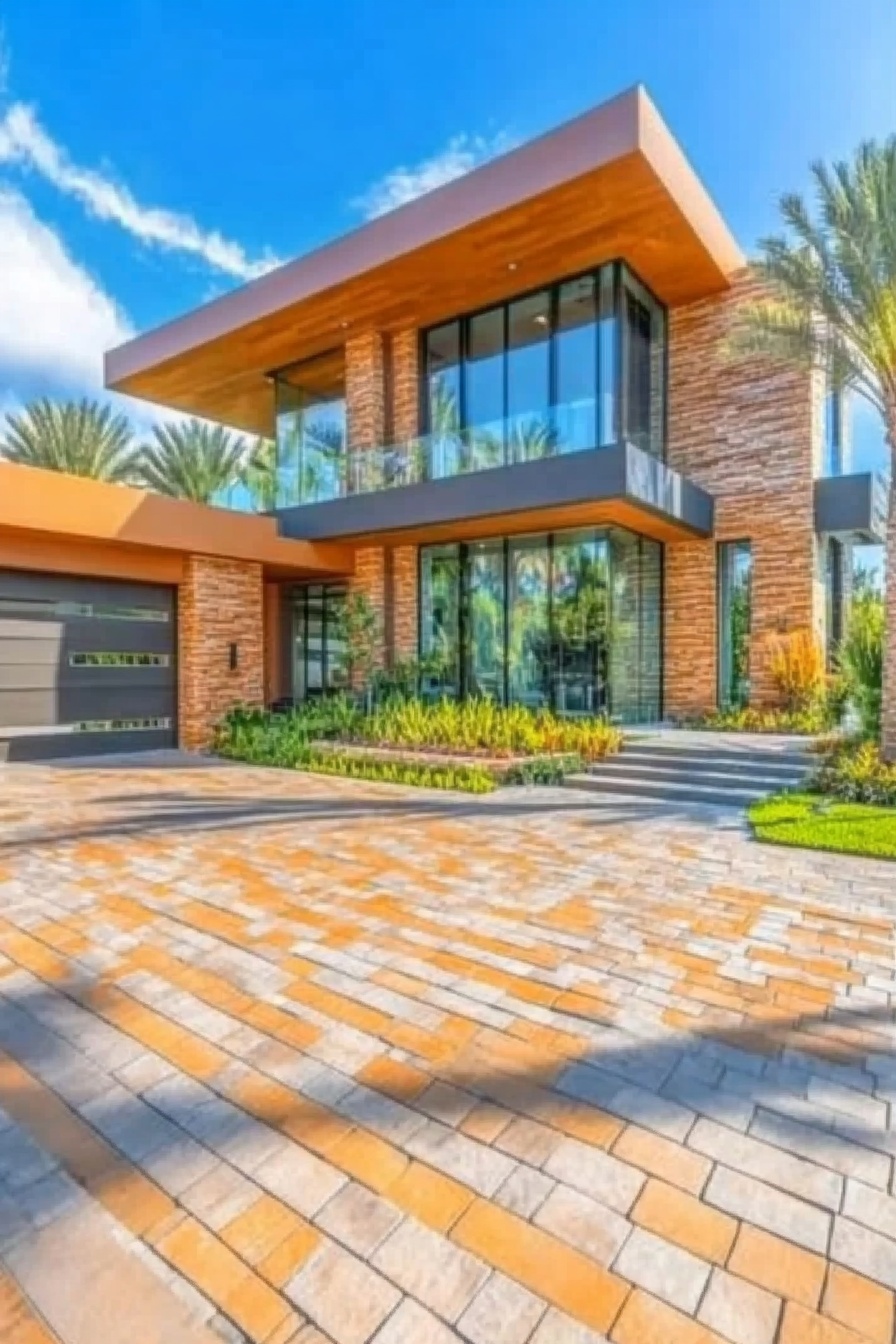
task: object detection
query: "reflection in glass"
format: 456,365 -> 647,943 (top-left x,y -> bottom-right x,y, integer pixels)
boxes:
598,266 -> 618,447
718,541 -> 752,708
275,354 -> 346,506
555,276 -> 597,453
622,266 -> 666,457
464,541 -> 505,701
507,291 -> 552,462
466,307 -> 506,471
508,536 -> 551,709
552,532 -> 609,716
609,530 -> 662,723
420,545 -> 461,698
292,584 -> 349,700
426,322 -> 462,480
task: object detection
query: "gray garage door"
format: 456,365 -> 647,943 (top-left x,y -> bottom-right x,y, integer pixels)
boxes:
0,571 -> 176,762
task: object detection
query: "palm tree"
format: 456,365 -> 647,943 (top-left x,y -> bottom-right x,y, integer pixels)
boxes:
137,419 -> 246,503
241,437 -> 277,512
1,398 -> 138,482
738,139 -> 896,759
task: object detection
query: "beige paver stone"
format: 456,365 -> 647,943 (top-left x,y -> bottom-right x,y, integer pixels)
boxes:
372,1217 -> 489,1323
285,1241 -> 401,1344
697,1268 -> 782,1344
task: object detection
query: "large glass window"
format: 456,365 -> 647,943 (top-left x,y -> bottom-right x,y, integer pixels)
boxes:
555,276 -> 597,453
292,584 -> 348,701
422,261 -> 666,463
825,384 -> 845,477
622,266 -> 666,457
465,307 -> 506,471
552,532 -> 609,716
464,540 -> 506,701
275,352 -> 346,506
425,322 -> 462,480
416,527 -> 661,722
419,545 -> 461,698
508,536 -> 551,710
507,290 -> 551,462
718,541 -> 752,708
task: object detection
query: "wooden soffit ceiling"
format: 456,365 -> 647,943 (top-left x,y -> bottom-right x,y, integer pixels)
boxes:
105,86 -> 744,436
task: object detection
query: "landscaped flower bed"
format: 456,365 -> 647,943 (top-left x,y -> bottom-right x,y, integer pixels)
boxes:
214,697 -> 620,791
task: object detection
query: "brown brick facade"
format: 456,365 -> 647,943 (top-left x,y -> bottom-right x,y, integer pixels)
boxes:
665,270 -> 824,715
179,555 -> 264,750
344,329 -> 419,671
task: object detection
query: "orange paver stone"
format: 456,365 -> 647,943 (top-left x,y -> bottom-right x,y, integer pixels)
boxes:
611,1289 -> 728,1343
728,1225 -> 827,1309
452,1198 -> 629,1334
631,1178 -> 737,1264
386,1160 -> 475,1232
822,1266 -> 894,1344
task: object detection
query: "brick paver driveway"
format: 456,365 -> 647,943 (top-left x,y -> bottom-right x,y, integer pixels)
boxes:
0,758 -> 895,1344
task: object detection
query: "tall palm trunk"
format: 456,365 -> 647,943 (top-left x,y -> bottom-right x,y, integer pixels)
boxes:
883,405 -> 896,761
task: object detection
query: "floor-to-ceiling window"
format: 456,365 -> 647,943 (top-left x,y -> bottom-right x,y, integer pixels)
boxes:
275,351 -> 346,506
422,261 -> 665,465
291,584 -> 348,700
718,541 -> 752,708
419,545 -> 461,697
417,527 -> 661,722
463,540 -> 506,701
508,536 -> 552,709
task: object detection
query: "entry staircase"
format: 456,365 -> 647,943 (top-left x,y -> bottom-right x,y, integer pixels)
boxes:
568,729 -> 814,809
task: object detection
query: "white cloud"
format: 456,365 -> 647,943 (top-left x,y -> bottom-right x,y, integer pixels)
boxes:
0,188 -> 175,434
0,102 -> 282,281
0,186 -> 132,392
353,131 -> 514,219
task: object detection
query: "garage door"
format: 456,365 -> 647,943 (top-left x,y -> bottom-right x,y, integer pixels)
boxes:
0,571 -> 176,762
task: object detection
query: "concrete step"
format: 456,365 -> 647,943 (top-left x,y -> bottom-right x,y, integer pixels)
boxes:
588,760 -> 807,790
597,748 -> 810,779
621,742 -> 814,773
564,771 -> 772,808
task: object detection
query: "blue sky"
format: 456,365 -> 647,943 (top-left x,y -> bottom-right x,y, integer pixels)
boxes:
1,0 -> 894,480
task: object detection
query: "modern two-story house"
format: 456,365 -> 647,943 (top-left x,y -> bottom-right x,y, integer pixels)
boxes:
0,86 -> 885,761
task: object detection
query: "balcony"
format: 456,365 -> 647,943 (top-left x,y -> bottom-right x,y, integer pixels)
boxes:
276,409 -> 714,546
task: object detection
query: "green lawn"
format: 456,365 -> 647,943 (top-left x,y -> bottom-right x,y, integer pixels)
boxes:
748,791 -> 896,861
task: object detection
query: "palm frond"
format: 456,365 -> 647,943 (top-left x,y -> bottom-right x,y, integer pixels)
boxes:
1,398 -> 138,481
740,135 -> 896,422
137,419 -> 247,503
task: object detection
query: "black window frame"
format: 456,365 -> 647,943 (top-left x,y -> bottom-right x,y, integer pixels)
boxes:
420,259 -> 668,462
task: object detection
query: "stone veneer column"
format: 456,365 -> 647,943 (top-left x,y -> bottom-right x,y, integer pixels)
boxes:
179,555 -> 264,751
665,268 -> 822,716
390,329 -> 420,663
345,331 -> 387,668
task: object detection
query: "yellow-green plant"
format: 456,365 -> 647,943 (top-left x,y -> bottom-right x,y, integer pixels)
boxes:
766,629 -> 825,710
361,697 -> 621,761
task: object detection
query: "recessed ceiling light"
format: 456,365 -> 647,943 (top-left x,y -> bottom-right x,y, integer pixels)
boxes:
340,320 -> 349,329
507,262 -> 518,271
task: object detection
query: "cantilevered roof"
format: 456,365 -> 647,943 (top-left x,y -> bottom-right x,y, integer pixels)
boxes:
105,85 -> 744,436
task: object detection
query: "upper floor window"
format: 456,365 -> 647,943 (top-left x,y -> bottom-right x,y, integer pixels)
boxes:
423,262 -> 666,465
825,383 -> 845,477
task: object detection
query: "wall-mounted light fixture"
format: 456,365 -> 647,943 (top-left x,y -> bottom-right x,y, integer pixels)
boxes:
229,643 -> 239,671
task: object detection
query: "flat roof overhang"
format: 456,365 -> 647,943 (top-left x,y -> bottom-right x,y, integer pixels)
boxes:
814,472 -> 888,543
105,86 -> 744,436
277,443 -> 714,548
0,463 -> 355,583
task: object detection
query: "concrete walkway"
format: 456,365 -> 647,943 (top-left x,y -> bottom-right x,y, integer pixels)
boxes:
0,758 -> 894,1344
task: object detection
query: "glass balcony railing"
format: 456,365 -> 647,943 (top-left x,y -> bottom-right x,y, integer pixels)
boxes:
277,399 -> 657,508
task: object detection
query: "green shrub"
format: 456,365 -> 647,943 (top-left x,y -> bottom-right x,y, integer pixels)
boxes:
687,704 -> 832,735
298,749 -> 496,793
358,697 -> 621,760
501,754 -> 583,785
811,738 -> 896,806
839,594 -> 884,737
